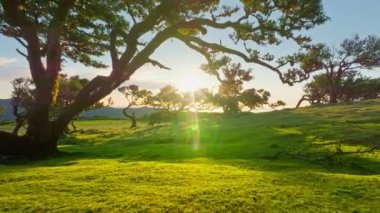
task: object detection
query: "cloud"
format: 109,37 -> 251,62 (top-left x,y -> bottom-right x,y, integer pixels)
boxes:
0,57 -> 17,67
0,64 -> 29,80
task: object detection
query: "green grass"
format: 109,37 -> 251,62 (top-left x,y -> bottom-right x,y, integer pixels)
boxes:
1,99 -> 380,212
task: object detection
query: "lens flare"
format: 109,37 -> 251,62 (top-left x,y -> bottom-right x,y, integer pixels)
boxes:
177,72 -> 202,92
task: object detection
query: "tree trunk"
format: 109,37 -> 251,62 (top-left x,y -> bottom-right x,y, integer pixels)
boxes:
296,95 -> 310,108
0,117 -> 64,158
329,86 -> 338,104
1,74 -> 126,158
12,115 -> 27,135
63,119 -> 77,134
1,96 -> 79,158
25,87 -> 58,156
123,108 -> 137,128
131,113 -> 137,128
0,131 -> 46,158
327,75 -> 341,104
70,120 -> 77,132
12,121 -> 23,135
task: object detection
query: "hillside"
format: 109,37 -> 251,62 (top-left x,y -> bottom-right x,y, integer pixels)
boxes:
80,106 -> 156,119
0,99 -> 379,211
0,99 -> 156,121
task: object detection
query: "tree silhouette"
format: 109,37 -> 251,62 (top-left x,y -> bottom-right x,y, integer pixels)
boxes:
118,85 -> 152,128
202,57 -> 285,113
295,35 -> 380,104
297,72 -> 380,107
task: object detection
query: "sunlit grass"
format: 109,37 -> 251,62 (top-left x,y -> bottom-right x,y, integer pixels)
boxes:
1,159 -> 379,212
0,99 -> 380,211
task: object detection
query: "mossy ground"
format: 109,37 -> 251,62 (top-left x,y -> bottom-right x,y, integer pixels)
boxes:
0,99 -> 379,212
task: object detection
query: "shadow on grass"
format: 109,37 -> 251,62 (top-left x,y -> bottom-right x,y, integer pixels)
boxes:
10,129 -> 379,176
1,100 -> 379,176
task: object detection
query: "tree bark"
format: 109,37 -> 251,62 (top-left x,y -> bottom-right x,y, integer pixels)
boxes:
25,78 -> 59,156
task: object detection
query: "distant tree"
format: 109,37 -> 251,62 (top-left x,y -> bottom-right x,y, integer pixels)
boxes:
295,35 -> 380,104
296,71 -> 380,108
0,0 -> 327,157
183,88 -> 215,111
148,85 -> 186,124
340,73 -> 380,102
296,74 -> 329,108
10,75 -> 110,135
360,78 -> 380,99
202,57 -> 252,113
145,85 -> 212,125
156,85 -> 186,112
10,78 -> 35,135
202,57 -> 285,113
146,111 -> 174,126
53,75 -> 113,132
118,85 -> 152,128
240,89 -> 270,111
269,100 -> 286,109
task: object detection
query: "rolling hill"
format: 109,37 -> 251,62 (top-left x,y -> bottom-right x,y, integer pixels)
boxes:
0,99 -> 379,211
0,98 -> 156,121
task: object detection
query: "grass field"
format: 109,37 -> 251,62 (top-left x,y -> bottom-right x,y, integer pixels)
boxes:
0,100 -> 380,212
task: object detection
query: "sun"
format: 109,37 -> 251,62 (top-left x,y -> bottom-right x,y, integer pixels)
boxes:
177,72 -> 203,92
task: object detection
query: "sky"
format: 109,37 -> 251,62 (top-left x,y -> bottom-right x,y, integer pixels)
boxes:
1,0 -> 380,109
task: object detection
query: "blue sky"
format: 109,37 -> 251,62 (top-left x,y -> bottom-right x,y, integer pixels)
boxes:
1,0 -> 380,108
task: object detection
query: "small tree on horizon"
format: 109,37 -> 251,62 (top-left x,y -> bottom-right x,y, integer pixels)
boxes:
118,85 -> 152,128
144,85 -> 214,125
202,56 -> 285,113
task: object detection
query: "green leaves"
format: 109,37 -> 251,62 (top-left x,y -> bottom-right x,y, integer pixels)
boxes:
201,56 -> 281,113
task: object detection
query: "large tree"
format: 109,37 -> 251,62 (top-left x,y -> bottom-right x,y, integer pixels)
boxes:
295,35 -> 380,104
0,0 -> 327,157
296,72 -> 380,107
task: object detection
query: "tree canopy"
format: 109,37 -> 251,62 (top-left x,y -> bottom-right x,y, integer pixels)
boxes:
202,56 -> 284,113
